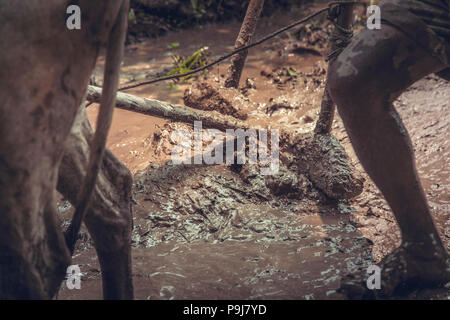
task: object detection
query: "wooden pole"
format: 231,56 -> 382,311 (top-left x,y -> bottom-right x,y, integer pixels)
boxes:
87,85 -> 250,131
314,2 -> 355,134
224,0 -> 265,88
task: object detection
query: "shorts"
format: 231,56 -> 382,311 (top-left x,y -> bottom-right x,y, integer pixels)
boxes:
379,0 -> 450,68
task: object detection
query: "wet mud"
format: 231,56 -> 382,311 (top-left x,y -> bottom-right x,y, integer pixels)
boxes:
57,6 -> 449,300
183,81 -> 249,120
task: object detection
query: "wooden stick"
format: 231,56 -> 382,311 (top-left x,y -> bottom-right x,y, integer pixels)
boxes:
87,85 -> 250,131
224,0 -> 265,88
314,1 -> 355,134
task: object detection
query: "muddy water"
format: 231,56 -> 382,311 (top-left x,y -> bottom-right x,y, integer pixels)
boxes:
87,9 -> 325,174
61,6 -> 449,300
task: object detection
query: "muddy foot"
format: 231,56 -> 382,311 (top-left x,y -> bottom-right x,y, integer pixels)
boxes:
338,243 -> 450,299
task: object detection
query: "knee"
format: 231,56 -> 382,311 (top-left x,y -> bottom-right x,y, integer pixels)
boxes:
84,151 -> 133,249
105,157 -> 133,232
85,197 -> 132,250
327,56 -> 368,115
105,150 -> 133,227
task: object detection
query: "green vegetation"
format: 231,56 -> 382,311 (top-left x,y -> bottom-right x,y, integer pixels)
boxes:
167,42 -> 180,49
166,46 -> 210,87
287,67 -> 297,78
128,9 -> 137,24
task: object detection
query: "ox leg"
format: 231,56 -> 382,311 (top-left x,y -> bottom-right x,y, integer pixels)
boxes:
0,188 -> 71,299
0,0 -> 129,300
57,104 -> 134,299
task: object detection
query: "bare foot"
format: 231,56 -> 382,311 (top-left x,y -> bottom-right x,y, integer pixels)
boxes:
339,242 -> 450,299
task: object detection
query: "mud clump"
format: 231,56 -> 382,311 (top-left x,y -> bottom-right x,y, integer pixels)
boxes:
239,163 -> 319,200
292,133 -> 365,200
293,21 -> 333,56
240,77 -> 257,95
150,120 -> 364,201
183,81 -> 249,120
307,135 -> 364,199
266,93 -> 306,115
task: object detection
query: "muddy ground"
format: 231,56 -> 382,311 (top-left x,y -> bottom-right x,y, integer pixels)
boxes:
57,5 -> 449,300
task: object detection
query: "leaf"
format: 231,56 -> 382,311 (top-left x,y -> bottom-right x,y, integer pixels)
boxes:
288,67 -> 297,77
164,46 -> 210,86
167,42 -> 180,49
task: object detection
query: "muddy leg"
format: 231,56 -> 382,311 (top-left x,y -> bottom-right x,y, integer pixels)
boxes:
328,25 -> 449,296
57,105 -> 134,299
0,177 -> 71,299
